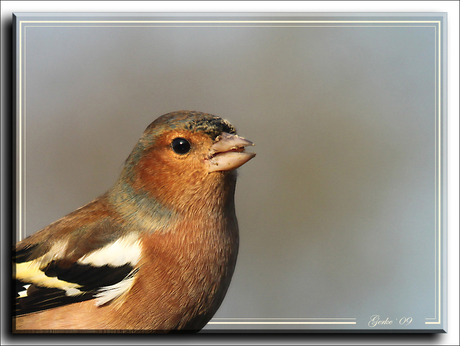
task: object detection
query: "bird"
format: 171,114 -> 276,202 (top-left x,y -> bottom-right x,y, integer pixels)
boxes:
13,110 -> 256,332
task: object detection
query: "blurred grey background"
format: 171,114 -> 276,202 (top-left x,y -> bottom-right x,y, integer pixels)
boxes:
17,14 -> 441,330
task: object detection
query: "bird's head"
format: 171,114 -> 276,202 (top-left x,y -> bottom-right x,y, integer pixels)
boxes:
115,111 -> 255,216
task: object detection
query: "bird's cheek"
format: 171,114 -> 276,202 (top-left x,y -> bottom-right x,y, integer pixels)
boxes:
131,151 -> 207,208
132,152 -> 169,193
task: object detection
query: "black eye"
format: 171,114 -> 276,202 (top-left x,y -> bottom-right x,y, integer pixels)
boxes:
171,137 -> 191,155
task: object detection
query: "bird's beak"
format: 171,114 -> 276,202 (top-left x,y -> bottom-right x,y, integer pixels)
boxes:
207,132 -> 256,173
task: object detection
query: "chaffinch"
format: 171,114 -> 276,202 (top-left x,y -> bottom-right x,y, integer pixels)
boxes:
13,111 -> 255,332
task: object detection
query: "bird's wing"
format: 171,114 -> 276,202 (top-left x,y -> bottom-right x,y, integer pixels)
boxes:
14,198 -> 142,316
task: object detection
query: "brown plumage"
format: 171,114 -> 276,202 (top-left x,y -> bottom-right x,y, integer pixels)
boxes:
13,111 -> 255,332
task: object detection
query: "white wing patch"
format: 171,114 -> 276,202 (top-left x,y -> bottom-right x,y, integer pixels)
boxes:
17,284 -> 31,298
95,269 -> 139,306
78,233 -> 142,267
15,233 -> 142,307
77,233 -> 142,306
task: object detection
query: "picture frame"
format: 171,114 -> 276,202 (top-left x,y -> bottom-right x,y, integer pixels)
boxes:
12,12 -> 447,333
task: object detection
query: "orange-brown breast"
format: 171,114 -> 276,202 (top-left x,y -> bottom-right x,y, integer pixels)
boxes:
110,214 -> 239,331
14,205 -> 238,332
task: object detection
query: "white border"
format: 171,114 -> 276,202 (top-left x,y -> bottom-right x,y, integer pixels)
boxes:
16,17 -> 443,330
2,1 -> 458,344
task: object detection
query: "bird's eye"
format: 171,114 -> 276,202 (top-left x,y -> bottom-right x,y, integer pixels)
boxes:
171,137 -> 191,155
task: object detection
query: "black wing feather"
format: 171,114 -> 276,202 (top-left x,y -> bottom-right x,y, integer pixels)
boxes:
15,280 -> 94,316
43,260 -> 133,290
15,261 -> 135,316
14,244 -> 40,263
